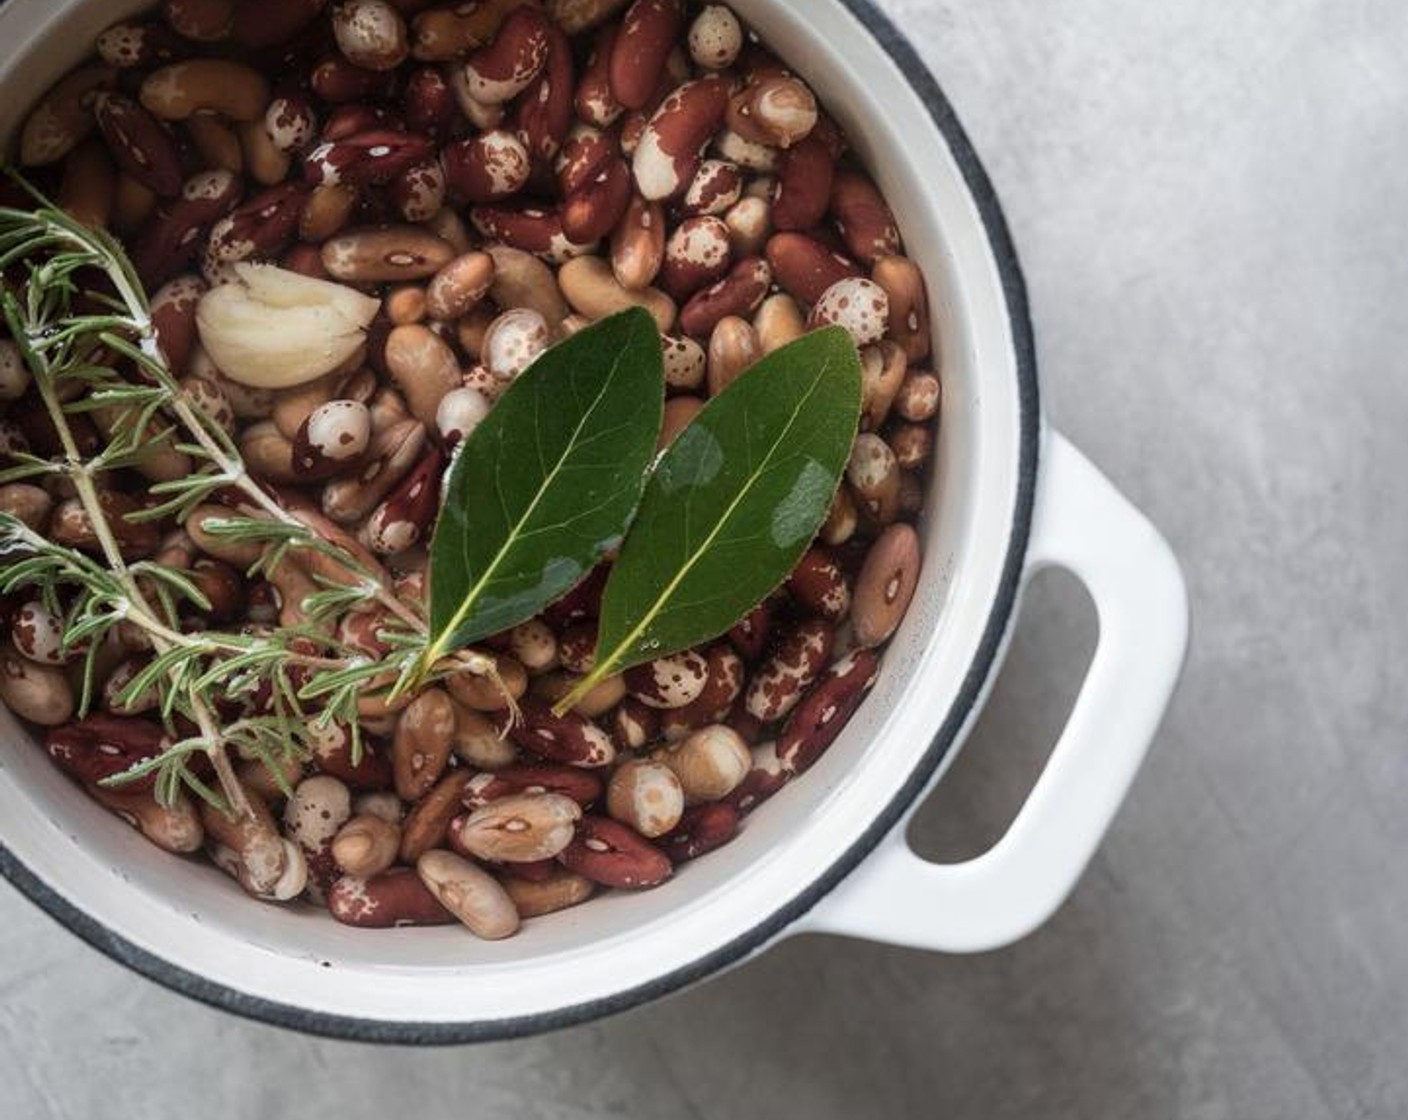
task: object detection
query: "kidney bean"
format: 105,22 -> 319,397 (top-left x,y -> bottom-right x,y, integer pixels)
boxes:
888,422 -> 933,471
557,255 -> 676,332
562,156 -> 633,244
713,127 -> 778,173
727,599 -> 773,663
830,167 -> 902,264
610,193 -> 666,291
679,255 -> 771,338
311,54 -> 399,103
575,22 -> 623,126
482,307 -> 550,380
0,484 -> 51,531
463,764 -> 603,810
859,340 -> 908,431
445,652 -> 529,711
361,445 -> 443,554
43,713 -> 164,787
659,643 -> 744,740
786,547 -> 851,623
443,129 -> 531,202
91,93 -> 183,198
203,788 -> 301,898
610,0 -> 685,110
403,65 -> 455,136
559,815 -> 672,888
745,617 -> 833,723
462,6 -> 550,103
722,740 -> 788,815
778,649 -> 880,774
661,215 -> 732,301
514,20 -> 575,161
508,698 -> 615,768
308,719 -> 395,790
658,801 -> 738,862
292,399 -> 372,479
399,768 -> 474,862
623,649 -> 709,711
610,696 -> 660,751
8,600 -> 67,670
632,75 -> 730,200
329,866 -> 455,926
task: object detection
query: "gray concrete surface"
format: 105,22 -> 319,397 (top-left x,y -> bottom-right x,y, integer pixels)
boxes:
4,1 -> 1406,1116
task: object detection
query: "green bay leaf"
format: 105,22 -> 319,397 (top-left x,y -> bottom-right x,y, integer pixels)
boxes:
423,307 -> 663,663
559,326 -> 862,710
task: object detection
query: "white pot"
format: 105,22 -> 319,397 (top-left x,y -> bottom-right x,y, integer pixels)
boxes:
0,0 -> 1189,1042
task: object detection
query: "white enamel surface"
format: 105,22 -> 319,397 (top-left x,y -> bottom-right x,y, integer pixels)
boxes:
0,0 -> 1028,1025
802,432 -> 1190,950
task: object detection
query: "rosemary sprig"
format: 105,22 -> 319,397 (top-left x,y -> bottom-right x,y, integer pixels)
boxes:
0,180 -> 475,813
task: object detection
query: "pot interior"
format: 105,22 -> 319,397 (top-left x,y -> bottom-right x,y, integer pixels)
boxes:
0,0 -> 1031,1031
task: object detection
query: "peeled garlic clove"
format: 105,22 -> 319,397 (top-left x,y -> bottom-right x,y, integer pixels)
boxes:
195,263 -> 380,389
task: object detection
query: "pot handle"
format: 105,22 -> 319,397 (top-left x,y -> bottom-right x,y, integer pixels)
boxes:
796,430 -> 1189,952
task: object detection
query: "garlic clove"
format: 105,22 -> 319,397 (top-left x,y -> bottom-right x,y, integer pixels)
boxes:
195,263 -> 380,389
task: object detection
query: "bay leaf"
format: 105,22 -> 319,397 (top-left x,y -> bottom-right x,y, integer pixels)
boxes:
558,326 -> 862,712
421,307 -> 663,667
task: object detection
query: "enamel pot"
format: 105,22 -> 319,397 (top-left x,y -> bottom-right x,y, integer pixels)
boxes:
0,0 -> 1189,1042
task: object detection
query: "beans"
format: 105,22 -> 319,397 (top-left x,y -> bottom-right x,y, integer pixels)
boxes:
852,524 -> 922,648
293,399 -> 371,478
726,76 -> 817,150
623,649 -> 709,709
688,5 -> 743,70
559,815 -> 672,888
847,432 -> 902,526
778,649 -> 880,774
482,308 -> 550,380
502,868 -> 595,918
328,866 -> 454,927
416,850 -> 521,939
384,323 -> 461,426
455,792 -> 582,862
283,775 -> 352,898
706,315 -> 760,396
7,0 -> 944,942
392,687 -> 455,800
425,251 -> 495,321
607,758 -> 684,837
652,724 -> 750,805
322,225 -> 455,283
331,0 -> 410,71
557,254 -> 676,332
